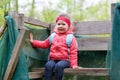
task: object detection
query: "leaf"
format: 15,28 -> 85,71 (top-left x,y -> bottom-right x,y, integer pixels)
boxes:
0,8 -> 5,27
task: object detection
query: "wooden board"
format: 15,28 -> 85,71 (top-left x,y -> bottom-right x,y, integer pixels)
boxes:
3,29 -> 29,80
77,37 -> 110,51
64,68 -> 108,76
29,68 -> 109,79
74,20 -> 111,35
0,21 -> 7,37
50,21 -> 111,51
24,17 -> 50,29
29,72 -> 44,79
50,20 -> 111,35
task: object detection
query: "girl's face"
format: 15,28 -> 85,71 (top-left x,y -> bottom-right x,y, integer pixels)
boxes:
56,20 -> 69,33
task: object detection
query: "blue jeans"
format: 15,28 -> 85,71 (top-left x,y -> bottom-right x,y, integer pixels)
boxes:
45,60 -> 70,80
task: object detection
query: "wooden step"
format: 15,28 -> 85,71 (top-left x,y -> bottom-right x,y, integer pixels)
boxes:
64,68 -> 109,76
29,68 -> 109,79
29,71 -> 44,79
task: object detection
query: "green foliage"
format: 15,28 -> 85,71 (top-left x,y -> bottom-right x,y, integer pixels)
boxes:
84,1 -> 110,21
0,0 -> 111,23
0,8 -> 5,27
40,8 -> 58,23
38,0 -> 110,22
29,0 -> 35,17
57,0 -> 74,13
39,1 -> 59,23
0,0 -> 11,11
72,0 -> 110,21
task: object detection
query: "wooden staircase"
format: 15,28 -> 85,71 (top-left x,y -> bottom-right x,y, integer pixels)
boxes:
27,16 -> 111,80
7,11 -> 111,80
29,68 -> 109,79
28,20 -> 111,80
3,4 -> 115,79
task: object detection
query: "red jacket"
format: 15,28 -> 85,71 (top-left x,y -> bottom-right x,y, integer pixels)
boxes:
31,28 -> 78,67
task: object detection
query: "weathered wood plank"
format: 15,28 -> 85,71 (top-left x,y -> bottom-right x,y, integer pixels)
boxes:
77,37 -> 110,51
3,28 -> 29,80
31,67 -> 45,72
9,11 -> 50,29
74,20 -> 111,35
64,68 -> 108,76
29,72 -> 44,79
18,14 -> 24,29
29,68 -> 109,79
50,23 -> 55,33
29,68 -> 44,79
0,21 -> 7,37
111,3 -> 115,21
50,23 -> 111,51
24,17 -> 50,29
50,20 -> 111,35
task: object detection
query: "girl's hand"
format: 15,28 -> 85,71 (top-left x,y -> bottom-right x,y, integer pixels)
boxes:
72,66 -> 82,69
29,33 -> 33,43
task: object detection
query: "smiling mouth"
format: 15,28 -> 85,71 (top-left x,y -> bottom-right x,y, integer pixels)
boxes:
58,28 -> 65,31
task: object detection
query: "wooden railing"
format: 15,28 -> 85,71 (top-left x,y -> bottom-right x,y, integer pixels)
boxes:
5,12 -> 111,80
0,21 -> 7,37
50,20 -> 111,51
29,67 -> 109,79
27,19 -> 111,79
3,3 -> 115,79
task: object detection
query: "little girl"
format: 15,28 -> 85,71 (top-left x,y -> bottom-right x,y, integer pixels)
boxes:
29,13 -> 80,80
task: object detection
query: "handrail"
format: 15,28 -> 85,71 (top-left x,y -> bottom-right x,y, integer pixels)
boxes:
0,21 -> 7,37
24,16 -> 50,29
